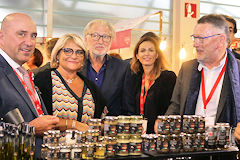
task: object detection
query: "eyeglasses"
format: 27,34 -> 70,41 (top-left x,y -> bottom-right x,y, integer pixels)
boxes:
61,48 -> 85,57
190,34 -> 221,43
87,33 -> 111,42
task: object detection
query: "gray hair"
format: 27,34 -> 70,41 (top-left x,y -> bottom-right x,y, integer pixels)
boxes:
197,14 -> 229,43
83,19 -> 116,41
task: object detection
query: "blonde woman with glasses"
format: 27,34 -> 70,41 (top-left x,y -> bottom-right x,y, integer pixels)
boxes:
34,33 -> 107,131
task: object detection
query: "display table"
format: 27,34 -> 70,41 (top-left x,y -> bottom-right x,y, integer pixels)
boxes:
144,149 -> 239,160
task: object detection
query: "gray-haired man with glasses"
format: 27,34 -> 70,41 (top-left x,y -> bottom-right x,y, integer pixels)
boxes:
165,15 -> 240,151
81,19 -> 133,116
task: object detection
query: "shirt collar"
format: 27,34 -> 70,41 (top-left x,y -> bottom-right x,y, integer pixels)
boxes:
198,50 -> 227,71
0,48 -> 20,70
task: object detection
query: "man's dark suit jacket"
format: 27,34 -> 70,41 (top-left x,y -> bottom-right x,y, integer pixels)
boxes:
0,54 -> 48,158
81,55 -> 133,116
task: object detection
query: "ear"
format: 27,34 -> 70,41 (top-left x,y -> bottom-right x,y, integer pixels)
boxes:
136,53 -> 139,60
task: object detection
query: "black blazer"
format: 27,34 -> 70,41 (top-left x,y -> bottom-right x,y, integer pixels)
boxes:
132,70 -> 177,133
34,68 -> 107,119
0,54 -> 48,158
81,55 -> 131,116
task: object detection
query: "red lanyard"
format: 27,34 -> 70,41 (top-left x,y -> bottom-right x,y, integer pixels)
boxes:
14,69 -> 43,115
201,55 -> 228,110
140,74 -> 152,115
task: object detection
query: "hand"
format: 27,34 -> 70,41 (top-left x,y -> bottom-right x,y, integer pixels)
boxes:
75,121 -> 89,132
154,119 -> 159,134
29,115 -> 59,136
234,122 -> 240,143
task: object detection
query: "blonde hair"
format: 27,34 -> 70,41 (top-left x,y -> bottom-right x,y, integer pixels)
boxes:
131,36 -> 168,79
51,33 -> 87,68
83,19 -> 116,41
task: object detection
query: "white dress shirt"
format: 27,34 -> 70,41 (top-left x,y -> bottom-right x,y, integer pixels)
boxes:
195,52 -> 227,123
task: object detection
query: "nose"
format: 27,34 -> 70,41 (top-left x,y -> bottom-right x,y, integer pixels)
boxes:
98,36 -> 104,43
193,39 -> 200,48
25,36 -> 35,47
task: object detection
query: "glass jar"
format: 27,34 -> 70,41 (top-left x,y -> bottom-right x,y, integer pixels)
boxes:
117,116 -> 130,135
104,116 -> 117,137
168,115 -> 181,135
205,126 -> 217,150
194,133 -> 205,151
58,145 -> 70,160
194,115 -> 205,133
157,134 -> 169,153
88,118 -> 102,134
129,135 -> 142,155
76,131 -> 86,144
169,134 -> 180,153
216,123 -> 230,149
71,144 -> 82,160
182,133 -> 194,152
82,143 -> 94,160
86,129 -> 99,143
94,143 -> 106,159
157,116 -> 170,135
130,115 -> 143,135
116,134 -> 130,156
105,136 -> 117,157
183,115 -> 196,134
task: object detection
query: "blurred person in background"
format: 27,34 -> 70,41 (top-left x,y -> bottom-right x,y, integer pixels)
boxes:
34,33 -> 107,132
32,38 -> 59,74
129,36 -> 176,133
24,48 -> 43,70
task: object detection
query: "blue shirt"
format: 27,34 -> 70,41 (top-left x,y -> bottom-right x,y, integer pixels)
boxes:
87,55 -> 108,88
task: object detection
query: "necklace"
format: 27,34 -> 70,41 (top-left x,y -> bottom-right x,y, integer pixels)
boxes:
64,76 -> 78,84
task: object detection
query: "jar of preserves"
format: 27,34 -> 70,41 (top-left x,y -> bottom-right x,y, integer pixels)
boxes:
76,131 -> 86,144
169,115 -> 181,135
157,116 -> 170,135
129,135 -> 142,155
148,134 -> 157,152
105,136 -> 116,157
104,116 -> 117,137
157,134 -> 169,153
82,143 -> 94,160
205,126 -> 217,150
130,115 -> 143,135
116,134 -> 130,156
58,145 -> 71,160
94,143 -> 106,159
194,115 -> 205,133
86,129 -> 99,143
71,144 -> 82,160
183,115 -> 196,134
88,118 -> 102,134
194,133 -> 205,151
169,134 -> 180,153
216,123 -> 230,149
117,116 -> 130,135
182,133 -> 194,152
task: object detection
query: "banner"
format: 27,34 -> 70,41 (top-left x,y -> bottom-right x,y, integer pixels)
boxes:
110,11 -> 160,50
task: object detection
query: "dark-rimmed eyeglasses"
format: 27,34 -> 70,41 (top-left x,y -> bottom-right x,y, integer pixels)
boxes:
61,48 -> 85,57
87,33 -> 111,42
190,34 -> 222,43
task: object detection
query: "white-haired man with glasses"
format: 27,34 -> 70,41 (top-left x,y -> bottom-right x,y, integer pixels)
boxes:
164,14 -> 240,150
81,19 -> 133,116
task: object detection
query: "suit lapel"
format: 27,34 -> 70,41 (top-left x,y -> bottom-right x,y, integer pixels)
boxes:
1,58 -> 39,117
100,56 -> 112,94
215,67 -> 229,122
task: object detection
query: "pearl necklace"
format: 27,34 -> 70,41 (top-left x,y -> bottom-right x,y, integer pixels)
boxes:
64,76 -> 78,84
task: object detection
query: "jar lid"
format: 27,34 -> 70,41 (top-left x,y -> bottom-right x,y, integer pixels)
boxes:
105,116 -> 118,120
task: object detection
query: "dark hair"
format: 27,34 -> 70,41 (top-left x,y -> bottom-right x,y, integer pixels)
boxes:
197,14 -> 229,43
33,48 -> 43,67
221,14 -> 237,33
140,32 -> 160,43
131,36 -> 168,79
